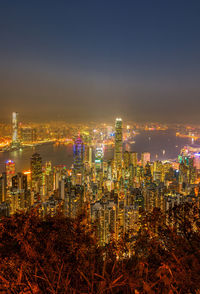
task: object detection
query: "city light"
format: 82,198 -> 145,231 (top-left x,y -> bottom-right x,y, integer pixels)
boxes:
1,1 -> 200,290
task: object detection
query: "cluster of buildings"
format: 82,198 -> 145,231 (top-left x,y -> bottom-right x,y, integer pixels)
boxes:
1,117 -> 200,245
3,112 -> 73,151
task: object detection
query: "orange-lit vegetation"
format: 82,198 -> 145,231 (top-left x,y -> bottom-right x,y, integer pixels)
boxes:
0,203 -> 200,293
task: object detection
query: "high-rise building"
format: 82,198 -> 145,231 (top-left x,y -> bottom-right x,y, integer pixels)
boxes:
12,172 -> 28,191
30,153 -> 42,192
53,165 -> 67,190
23,171 -> 32,189
12,112 -> 20,148
95,146 -> 104,160
153,161 -> 163,182
42,161 -> 53,198
114,118 -> 123,169
130,152 -> 138,167
83,145 -> 93,167
141,152 -> 150,168
194,153 -> 200,170
73,136 -> 85,172
123,151 -> 130,169
73,135 -> 85,184
95,146 -> 104,170
0,173 -> 7,203
144,163 -> 153,186
6,160 -> 15,188
89,146 -> 93,167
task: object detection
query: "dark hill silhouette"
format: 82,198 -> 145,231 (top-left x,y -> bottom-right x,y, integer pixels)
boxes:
0,203 -> 200,293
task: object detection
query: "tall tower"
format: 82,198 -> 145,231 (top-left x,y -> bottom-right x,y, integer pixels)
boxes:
30,153 -> 42,192
12,112 -> 20,147
0,172 -> 7,203
141,152 -> 150,168
114,118 -> 123,169
12,173 -> 27,191
73,135 -> 85,185
95,145 -> 104,171
5,160 -> 15,188
130,152 -> 138,167
89,146 -> 93,167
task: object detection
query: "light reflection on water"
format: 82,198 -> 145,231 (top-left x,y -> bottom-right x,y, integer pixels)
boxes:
0,130 -> 196,173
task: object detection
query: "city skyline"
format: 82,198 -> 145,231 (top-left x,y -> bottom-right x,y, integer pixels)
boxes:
1,2 -> 200,292
1,1 -> 200,123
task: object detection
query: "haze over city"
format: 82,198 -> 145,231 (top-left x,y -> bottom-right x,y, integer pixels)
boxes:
1,2 -> 200,293
1,0 -> 200,123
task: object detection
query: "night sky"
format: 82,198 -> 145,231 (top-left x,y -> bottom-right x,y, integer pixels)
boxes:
1,1 -> 200,123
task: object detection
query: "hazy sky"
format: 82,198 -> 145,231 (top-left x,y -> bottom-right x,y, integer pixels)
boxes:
1,0 -> 200,123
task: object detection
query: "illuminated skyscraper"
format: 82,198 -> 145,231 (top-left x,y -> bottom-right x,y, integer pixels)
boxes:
12,112 -> 20,148
53,165 -> 67,190
123,151 -> 130,169
42,161 -> 53,198
12,172 -> 27,191
5,160 -> 15,187
130,152 -> 138,167
0,173 -> 7,203
30,153 -> 42,192
73,136 -> 85,172
114,118 -> 123,169
194,153 -> 200,170
73,135 -> 85,184
144,163 -> 152,186
141,152 -> 150,168
89,146 -> 93,167
95,146 -> 104,170
84,145 -> 93,167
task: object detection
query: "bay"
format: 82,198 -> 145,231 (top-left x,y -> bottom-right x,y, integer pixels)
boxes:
0,129 -> 196,173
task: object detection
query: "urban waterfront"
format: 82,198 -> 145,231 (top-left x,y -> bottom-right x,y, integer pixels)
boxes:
1,1 -> 200,292
0,129 -> 194,173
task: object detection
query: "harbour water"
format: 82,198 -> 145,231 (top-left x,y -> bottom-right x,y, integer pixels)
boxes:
0,129 -> 196,173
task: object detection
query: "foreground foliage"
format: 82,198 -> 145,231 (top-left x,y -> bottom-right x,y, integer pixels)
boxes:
0,203 -> 200,293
